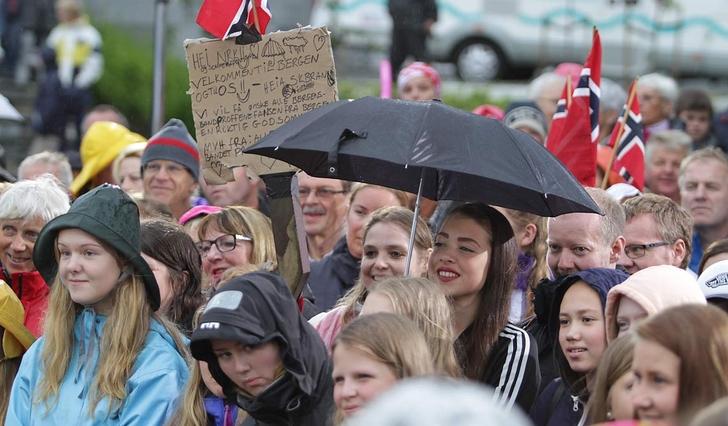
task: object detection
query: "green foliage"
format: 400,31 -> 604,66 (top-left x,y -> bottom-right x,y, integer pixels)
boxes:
92,23 -> 193,136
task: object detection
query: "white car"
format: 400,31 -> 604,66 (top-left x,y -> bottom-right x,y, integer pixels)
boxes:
311,0 -> 728,81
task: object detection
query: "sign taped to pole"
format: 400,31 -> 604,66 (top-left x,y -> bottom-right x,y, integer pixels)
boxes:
185,26 -> 338,183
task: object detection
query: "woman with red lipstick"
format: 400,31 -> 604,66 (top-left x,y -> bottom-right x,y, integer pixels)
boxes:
332,313 -> 435,424
529,268 -> 628,426
427,203 -> 540,411
0,177 -> 69,337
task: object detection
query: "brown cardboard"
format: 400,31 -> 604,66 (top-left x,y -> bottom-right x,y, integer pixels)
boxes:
185,26 -> 338,183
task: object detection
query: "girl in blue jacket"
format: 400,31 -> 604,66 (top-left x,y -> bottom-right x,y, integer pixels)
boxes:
6,184 -> 190,425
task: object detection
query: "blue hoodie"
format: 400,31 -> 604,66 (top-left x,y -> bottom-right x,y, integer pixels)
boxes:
529,268 -> 628,426
7,308 -> 189,425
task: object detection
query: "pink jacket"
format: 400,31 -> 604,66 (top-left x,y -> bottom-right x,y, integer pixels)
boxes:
309,306 -> 348,354
605,265 -> 706,342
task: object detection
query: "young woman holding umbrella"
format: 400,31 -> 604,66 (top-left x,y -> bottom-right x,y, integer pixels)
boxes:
427,202 -> 540,411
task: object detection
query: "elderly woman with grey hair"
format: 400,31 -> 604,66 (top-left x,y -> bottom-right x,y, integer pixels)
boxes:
0,176 -> 70,336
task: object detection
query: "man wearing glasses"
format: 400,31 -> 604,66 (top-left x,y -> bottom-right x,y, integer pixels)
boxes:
141,119 -> 200,221
618,194 -> 693,275
297,171 -> 351,260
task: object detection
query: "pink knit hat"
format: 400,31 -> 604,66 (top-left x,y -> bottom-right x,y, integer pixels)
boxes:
605,265 -> 706,342
397,62 -> 441,97
179,205 -> 222,225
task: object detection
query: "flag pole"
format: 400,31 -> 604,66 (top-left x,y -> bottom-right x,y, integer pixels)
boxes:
250,0 -> 262,34
566,75 -> 573,108
601,79 -> 637,189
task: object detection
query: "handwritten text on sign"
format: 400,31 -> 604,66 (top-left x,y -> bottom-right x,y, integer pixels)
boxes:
185,27 -> 338,183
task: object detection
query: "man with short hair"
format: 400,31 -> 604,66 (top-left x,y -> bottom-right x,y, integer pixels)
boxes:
645,130 -> 692,203
81,104 -> 129,135
618,193 -> 692,275
680,147 -> 728,272
141,119 -> 200,221
17,151 -> 73,190
297,171 -> 350,260
546,187 -> 626,278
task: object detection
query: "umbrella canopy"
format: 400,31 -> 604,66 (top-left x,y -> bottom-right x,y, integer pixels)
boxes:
245,96 -> 599,217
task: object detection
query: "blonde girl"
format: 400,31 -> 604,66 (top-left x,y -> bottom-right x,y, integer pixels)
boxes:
360,276 -> 461,377
6,184 -> 189,425
332,313 -> 435,423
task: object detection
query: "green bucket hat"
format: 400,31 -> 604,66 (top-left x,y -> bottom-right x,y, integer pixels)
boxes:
33,184 -> 160,311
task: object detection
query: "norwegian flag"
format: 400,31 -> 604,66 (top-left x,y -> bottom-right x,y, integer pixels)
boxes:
545,80 -> 570,150
196,0 -> 271,40
608,80 -> 645,190
546,29 -> 602,187
245,0 -> 272,35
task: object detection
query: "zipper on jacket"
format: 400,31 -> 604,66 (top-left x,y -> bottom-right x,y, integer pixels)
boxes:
571,395 -> 580,412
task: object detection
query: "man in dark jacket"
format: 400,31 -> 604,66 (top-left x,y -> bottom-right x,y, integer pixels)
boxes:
191,271 -> 334,426
308,236 -> 359,311
387,0 -> 437,79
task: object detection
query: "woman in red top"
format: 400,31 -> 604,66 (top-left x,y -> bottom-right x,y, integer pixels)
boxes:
0,177 -> 69,336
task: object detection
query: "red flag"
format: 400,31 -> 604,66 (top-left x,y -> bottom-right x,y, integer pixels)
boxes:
608,80 -> 645,190
246,0 -> 272,35
196,0 -> 246,39
547,30 -> 602,186
545,81 -> 570,150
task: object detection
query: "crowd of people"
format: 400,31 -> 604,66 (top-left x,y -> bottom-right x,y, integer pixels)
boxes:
4,4 -> 728,424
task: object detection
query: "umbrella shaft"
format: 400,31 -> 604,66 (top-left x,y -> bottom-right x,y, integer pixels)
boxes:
405,173 -> 424,276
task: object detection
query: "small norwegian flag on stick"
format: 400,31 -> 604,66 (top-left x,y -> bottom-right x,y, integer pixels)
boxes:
196,0 -> 271,40
602,79 -> 645,190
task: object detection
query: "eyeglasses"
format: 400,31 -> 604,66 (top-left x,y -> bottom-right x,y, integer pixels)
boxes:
195,234 -> 252,256
298,187 -> 346,199
143,161 -> 187,176
624,242 -> 670,259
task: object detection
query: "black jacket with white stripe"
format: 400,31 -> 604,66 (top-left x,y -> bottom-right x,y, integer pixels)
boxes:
456,323 -> 541,412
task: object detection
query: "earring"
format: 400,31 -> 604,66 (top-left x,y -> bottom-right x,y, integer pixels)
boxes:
606,410 -> 613,420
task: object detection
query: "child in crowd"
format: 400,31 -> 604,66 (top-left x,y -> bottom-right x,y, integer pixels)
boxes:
7,184 -> 189,425
331,313 -> 435,423
530,268 -> 628,425
311,206 -> 432,351
360,276 -> 461,377
190,271 -> 334,426
675,88 -> 718,150
605,265 -> 706,342
397,62 -> 441,102
632,304 -> 728,425
588,333 -> 636,423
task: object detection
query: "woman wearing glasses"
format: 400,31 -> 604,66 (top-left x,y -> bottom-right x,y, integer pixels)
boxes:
195,206 -> 277,289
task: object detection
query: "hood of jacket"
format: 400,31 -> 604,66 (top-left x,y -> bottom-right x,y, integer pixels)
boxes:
548,268 -> 629,396
190,271 -> 332,420
605,265 -> 706,342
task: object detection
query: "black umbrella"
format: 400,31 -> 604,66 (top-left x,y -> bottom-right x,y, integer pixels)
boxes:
245,96 -> 600,270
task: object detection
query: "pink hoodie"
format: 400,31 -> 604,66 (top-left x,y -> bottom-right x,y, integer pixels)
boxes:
605,265 -> 706,342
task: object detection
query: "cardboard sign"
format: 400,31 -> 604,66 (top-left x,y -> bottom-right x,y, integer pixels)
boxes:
185,26 -> 338,183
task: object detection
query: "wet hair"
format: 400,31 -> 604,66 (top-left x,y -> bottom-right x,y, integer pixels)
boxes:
699,239 -> 728,274
335,206 -> 432,323
441,203 -> 518,379
141,219 -> 204,335
585,187 -> 625,247
0,176 -> 69,223
197,206 -> 277,270
332,313 -> 435,424
636,304 -> 728,422
679,147 -> 728,189
675,88 -> 714,116
367,277 -> 461,377
18,151 -> 73,189
588,333 -> 636,424
623,194 -> 693,269
639,73 -> 679,104
645,130 -> 692,163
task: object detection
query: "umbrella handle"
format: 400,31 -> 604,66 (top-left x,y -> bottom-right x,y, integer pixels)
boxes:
405,171 -> 424,276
